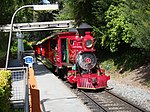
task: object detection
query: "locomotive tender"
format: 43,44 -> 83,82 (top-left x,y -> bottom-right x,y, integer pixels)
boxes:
34,23 -> 110,90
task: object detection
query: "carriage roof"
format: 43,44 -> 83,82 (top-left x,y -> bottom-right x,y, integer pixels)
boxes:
36,32 -> 76,45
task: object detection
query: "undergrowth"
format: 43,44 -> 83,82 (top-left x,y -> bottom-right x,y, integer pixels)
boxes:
96,47 -> 150,86
97,48 -> 147,72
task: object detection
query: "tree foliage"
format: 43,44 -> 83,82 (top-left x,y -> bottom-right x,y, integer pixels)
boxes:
123,0 -> 150,51
101,1 -> 133,52
57,0 -> 95,25
56,0 -> 150,52
1,0 -> 150,53
0,0 -> 56,57
0,0 -> 40,25
0,0 -> 39,59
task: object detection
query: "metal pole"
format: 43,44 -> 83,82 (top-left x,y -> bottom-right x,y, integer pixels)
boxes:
5,5 -> 34,69
25,67 -> 29,112
17,32 -> 24,60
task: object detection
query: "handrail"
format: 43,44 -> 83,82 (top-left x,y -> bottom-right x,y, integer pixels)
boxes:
28,68 -> 41,112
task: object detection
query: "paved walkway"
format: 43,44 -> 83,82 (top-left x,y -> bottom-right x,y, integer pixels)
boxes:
34,61 -> 91,112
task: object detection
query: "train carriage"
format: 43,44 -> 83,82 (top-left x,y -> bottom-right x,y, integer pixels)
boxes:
34,23 -> 110,90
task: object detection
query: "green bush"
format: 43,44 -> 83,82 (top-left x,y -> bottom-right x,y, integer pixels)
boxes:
0,70 -> 12,112
23,39 -> 32,50
10,39 -> 32,58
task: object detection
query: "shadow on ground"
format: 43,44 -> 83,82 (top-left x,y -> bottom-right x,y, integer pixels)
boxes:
132,63 -> 150,85
33,62 -> 52,76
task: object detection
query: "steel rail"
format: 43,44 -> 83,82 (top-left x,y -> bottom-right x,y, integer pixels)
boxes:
79,90 -> 108,112
105,90 -> 149,112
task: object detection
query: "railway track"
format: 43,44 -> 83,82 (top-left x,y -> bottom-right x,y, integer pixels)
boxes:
42,61 -> 148,112
64,81 -> 148,112
76,90 -> 148,112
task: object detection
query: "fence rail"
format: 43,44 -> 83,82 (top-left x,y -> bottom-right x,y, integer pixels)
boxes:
0,67 -> 29,112
29,68 -> 41,112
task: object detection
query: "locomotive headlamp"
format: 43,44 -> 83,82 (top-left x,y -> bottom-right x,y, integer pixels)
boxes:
85,40 -> 93,48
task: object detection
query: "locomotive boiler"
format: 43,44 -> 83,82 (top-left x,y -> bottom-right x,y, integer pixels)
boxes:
34,23 -> 110,90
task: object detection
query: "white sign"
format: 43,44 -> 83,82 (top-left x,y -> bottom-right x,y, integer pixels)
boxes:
24,56 -> 34,68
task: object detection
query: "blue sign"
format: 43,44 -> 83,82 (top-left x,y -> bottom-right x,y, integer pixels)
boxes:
24,56 -> 34,64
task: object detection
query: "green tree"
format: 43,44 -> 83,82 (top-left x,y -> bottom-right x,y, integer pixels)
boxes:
92,0 -> 112,49
0,0 -> 39,59
51,0 -> 150,53
93,0 -> 150,52
0,0 -> 39,25
102,0 -> 133,52
123,0 -> 150,51
56,0 -> 95,25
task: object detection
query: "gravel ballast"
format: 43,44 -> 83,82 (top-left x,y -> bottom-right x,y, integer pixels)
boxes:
108,80 -> 150,111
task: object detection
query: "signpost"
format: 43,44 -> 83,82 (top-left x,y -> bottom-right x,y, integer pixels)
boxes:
24,56 -> 34,68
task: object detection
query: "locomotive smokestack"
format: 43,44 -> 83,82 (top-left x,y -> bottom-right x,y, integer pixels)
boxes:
77,23 -> 93,36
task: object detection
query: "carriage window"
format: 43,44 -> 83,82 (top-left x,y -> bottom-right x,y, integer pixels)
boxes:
70,40 -> 73,45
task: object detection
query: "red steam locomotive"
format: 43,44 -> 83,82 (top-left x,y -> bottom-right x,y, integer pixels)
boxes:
34,23 -> 110,90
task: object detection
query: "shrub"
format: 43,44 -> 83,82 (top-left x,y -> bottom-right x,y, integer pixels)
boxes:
0,70 -> 12,112
10,39 -> 33,58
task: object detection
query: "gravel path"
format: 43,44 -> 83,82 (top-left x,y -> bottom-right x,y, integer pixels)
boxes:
108,79 -> 150,111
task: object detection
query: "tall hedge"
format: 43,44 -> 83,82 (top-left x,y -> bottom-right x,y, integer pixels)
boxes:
0,70 -> 12,112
